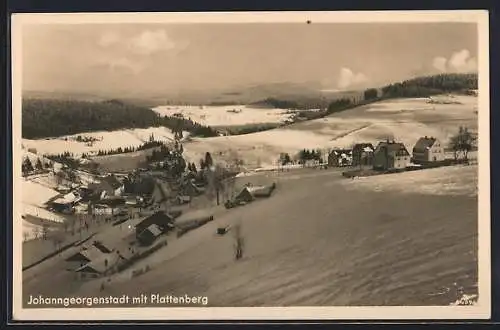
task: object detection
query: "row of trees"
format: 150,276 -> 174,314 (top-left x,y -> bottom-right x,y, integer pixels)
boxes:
93,140 -> 165,157
22,156 -> 52,176
277,149 -> 325,167
252,96 -> 332,111
297,149 -> 323,163
45,151 -> 81,169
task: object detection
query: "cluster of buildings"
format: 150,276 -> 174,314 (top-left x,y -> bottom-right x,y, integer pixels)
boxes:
41,162 -> 220,278
64,209 -> 178,279
45,174 -> 128,217
327,136 -> 447,171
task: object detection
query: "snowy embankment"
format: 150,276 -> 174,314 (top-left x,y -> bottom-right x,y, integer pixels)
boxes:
22,127 -> 185,157
339,165 -> 478,197
21,179 -> 66,240
152,104 -> 296,127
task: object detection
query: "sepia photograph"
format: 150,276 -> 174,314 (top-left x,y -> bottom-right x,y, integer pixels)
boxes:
11,11 -> 490,320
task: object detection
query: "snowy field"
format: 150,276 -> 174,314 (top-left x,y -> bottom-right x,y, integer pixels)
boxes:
36,165 -> 477,307
21,94 -> 478,172
22,127 -> 184,157
180,94 -> 478,168
152,104 -> 296,126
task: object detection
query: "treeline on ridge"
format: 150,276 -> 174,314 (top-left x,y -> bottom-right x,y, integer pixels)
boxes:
377,73 -> 478,99
22,98 -> 219,139
255,73 -> 478,111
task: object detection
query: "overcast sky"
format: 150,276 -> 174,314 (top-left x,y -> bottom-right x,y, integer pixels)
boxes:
21,22 -> 478,95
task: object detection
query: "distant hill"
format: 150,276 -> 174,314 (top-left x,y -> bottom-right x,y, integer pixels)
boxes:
21,73 -> 478,139
23,73 -> 477,108
22,98 -> 218,139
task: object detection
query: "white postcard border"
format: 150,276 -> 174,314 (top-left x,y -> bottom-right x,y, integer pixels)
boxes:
11,10 -> 491,321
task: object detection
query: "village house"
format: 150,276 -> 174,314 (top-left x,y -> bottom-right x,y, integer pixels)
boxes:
134,210 -> 175,237
136,224 -> 163,246
412,136 -> 445,164
89,175 -> 125,198
328,149 -> 352,167
373,140 -> 411,171
65,245 -> 109,270
75,252 -> 122,278
47,191 -> 82,214
352,143 -> 375,167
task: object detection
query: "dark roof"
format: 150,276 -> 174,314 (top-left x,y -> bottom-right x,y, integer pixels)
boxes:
376,141 -> 410,157
413,137 -> 437,152
329,149 -> 352,156
235,187 -> 254,201
75,264 -> 101,274
352,143 -> 375,153
143,224 -> 163,237
93,241 -> 113,253
101,175 -> 123,190
65,246 -> 104,263
135,211 -> 174,230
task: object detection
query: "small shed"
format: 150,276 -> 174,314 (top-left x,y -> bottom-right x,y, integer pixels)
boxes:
235,187 -> 254,203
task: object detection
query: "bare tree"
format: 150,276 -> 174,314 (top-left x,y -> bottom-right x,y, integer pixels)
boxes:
42,223 -> 49,240
225,175 -> 237,201
70,216 -> 76,236
51,234 -> 63,251
449,126 -> 477,161
205,164 -> 226,206
233,223 -> 245,261
33,226 -> 41,240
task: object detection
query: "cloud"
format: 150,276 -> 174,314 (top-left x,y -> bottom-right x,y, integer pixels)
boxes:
98,29 -> 187,55
94,29 -> 189,75
432,57 -> 448,72
127,30 -> 177,55
98,31 -> 120,47
432,49 -> 478,73
337,67 -> 368,89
